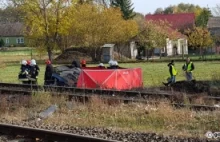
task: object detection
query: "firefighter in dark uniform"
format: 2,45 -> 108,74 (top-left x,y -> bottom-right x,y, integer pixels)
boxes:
29,59 -> 40,84
44,59 -> 54,85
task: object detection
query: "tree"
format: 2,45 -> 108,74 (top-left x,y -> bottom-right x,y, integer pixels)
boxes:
77,0 -> 93,4
154,8 -> 163,14
111,0 -> 135,20
94,0 -> 113,7
213,4 -> 220,16
136,20 -> 178,60
196,8 -> 212,27
185,27 -> 213,59
68,4 -> 138,61
163,5 -> 175,14
162,3 -> 206,21
133,12 -> 145,31
0,39 -> 5,47
77,0 -> 112,6
163,3 -> 203,15
160,3 -> 212,29
0,4 -> 24,22
14,0 -> 72,61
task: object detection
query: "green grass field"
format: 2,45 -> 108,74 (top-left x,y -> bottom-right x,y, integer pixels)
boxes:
1,61 -> 220,87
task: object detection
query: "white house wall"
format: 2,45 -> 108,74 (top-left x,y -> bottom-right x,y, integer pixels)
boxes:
177,39 -> 188,55
130,41 -> 138,59
177,39 -> 182,54
185,40 -> 188,54
166,39 -> 173,56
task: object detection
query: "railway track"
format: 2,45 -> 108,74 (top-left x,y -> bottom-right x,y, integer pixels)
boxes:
0,123 -> 116,142
0,82 -> 220,111
0,82 -> 220,101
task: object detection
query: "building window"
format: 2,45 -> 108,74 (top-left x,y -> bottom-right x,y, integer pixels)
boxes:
6,38 -> 9,44
17,38 -> 20,44
16,37 -> 24,44
20,38 -> 24,43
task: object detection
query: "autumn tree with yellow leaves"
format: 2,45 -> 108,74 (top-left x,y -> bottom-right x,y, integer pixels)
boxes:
68,4 -> 138,61
137,20 -> 179,59
11,0 -> 72,60
11,0 -> 138,61
185,27 -> 213,59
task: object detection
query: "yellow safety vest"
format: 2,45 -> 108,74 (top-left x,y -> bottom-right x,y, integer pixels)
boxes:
186,62 -> 193,72
171,65 -> 177,76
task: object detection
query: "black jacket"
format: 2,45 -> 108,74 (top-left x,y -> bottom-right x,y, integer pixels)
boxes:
168,63 -> 173,76
71,60 -> 80,68
20,65 -> 27,73
19,65 -> 28,79
44,64 -> 54,81
30,65 -> 40,79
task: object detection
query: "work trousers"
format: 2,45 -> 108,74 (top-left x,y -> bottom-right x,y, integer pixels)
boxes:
185,72 -> 193,81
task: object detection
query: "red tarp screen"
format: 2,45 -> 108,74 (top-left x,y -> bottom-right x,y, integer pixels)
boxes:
77,68 -> 143,90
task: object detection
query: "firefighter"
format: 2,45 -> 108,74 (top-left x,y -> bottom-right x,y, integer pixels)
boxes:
71,60 -> 80,68
26,60 -> 31,73
108,60 -> 118,69
29,59 -> 40,84
19,60 -> 28,79
163,60 -> 177,86
182,57 -> 195,81
98,63 -> 105,69
44,59 -> 54,85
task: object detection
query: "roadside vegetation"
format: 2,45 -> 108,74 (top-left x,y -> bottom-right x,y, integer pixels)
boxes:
0,94 -> 219,139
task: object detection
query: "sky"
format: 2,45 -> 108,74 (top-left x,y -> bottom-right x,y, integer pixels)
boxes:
132,0 -> 219,15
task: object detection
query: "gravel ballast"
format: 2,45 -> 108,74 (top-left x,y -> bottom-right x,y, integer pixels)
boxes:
0,119 -> 218,142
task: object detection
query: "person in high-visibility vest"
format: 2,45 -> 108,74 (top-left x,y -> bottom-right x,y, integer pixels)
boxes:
182,57 -> 195,81
163,60 -> 178,86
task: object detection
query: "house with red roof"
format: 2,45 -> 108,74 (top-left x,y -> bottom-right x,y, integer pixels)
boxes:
145,13 -> 195,56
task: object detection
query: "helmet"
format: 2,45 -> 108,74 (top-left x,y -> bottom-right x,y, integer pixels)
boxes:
21,60 -> 27,65
81,59 -> 86,65
31,59 -> 36,66
99,63 -> 104,67
27,60 -> 31,65
108,60 -> 114,66
45,59 -> 51,65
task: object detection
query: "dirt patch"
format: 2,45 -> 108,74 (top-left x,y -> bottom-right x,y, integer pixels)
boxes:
170,80 -> 210,94
54,51 -> 92,63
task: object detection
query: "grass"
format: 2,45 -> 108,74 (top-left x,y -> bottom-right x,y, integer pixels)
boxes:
0,47 -> 220,87
0,94 -> 219,139
1,61 -> 220,87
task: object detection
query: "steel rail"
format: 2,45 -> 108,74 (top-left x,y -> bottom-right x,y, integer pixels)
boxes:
0,123 -> 118,142
0,82 -> 216,96
0,88 -> 32,95
0,82 -> 169,97
1,82 -> 220,101
1,82 -> 220,102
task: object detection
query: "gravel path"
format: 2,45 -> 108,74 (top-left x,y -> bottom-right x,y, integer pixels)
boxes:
0,119 -> 218,142
0,135 -> 9,142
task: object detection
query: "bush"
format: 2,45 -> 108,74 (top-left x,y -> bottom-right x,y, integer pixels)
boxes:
0,39 -> 5,47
